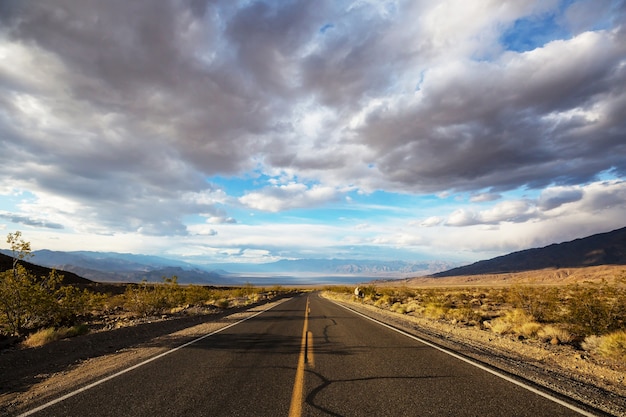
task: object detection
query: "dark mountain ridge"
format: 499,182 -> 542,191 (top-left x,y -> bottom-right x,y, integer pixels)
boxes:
0,252 -> 93,286
434,226 -> 626,277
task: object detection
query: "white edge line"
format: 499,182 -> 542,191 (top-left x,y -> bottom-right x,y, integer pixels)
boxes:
330,299 -> 600,417
18,298 -> 289,417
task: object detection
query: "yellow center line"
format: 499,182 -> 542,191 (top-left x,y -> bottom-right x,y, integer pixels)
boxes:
288,297 -> 311,417
307,331 -> 314,368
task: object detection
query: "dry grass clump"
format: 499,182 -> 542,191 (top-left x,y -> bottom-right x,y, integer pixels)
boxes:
423,303 -> 447,320
447,307 -> 482,325
488,309 -> 536,335
404,300 -> 422,314
582,331 -> 626,361
373,294 -> 393,308
390,302 -> 406,314
22,324 -> 89,348
538,325 -> 574,344
518,321 -> 543,338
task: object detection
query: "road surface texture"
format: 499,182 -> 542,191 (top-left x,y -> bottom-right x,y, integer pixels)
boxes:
18,293 -> 605,417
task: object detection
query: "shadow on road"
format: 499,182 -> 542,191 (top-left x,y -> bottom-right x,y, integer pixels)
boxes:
0,295 -> 293,399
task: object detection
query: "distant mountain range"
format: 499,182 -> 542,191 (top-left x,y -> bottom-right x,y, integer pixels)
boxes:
0,249 -> 460,285
4,226 -> 623,284
214,259 -> 457,277
434,226 -> 626,277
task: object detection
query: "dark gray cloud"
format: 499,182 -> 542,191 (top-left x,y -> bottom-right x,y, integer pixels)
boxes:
538,188 -> 584,210
357,28 -> 626,192
0,213 -> 64,229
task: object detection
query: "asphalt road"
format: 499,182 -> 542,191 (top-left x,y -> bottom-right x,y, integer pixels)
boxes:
20,293 -> 599,417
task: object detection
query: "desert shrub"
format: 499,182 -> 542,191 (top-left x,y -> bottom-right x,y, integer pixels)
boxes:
100,293 -> 126,312
233,282 -> 255,298
323,285 -> 352,295
595,330 -> 626,361
538,325 -> 574,344
446,307 -> 482,324
390,302 -> 407,314
22,327 -> 59,347
564,282 -> 626,335
423,303 -> 447,320
124,277 -> 183,316
485,288 -> 508,305
489,319 -> 512,335
581,335 -> 601,352
518,321 -> 543,338
374,294 -> 394,308
489,309 -> 536,336
0,232 -> 104,335
582,331 -> 626,361
216,299 -> 230,309
507,285 -> 560,322
358,286 -> 378,301
51,284 -> 96,325
0,265 -> 64,335
404,300 -> 422,314
184,285 -> 215,305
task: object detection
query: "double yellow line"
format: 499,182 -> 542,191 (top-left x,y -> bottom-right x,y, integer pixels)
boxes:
288,297 -> 314,417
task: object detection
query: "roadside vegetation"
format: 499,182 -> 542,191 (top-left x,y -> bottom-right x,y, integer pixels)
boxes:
0,232 -> 292,347
325,275 -> 626,363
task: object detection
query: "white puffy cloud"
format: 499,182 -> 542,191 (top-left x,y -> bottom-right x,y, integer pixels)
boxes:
444,181 -> 626,228
239,182 -> 339,212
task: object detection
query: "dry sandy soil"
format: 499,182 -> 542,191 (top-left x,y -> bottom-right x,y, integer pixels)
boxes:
397,265 -> 626,287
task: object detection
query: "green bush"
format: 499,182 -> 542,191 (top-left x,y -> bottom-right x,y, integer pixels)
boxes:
124,277 -> 183,316
0,264 -> 66,335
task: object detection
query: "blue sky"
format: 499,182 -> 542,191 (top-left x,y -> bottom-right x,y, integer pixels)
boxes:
0,0 -> 625,266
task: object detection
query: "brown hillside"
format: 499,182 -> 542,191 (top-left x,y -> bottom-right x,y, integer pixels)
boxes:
399,265 -> 626,287
434,226 -> 626,277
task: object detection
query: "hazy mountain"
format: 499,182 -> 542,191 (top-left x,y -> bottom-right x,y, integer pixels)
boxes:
1,249 -> 460,284
434,226 -> 626,277
30,250 -> 196,272
0,250 -> 233,285
214,259 -> 460,277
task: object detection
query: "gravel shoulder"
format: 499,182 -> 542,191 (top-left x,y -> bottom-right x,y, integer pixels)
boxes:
322,292 -> 626,417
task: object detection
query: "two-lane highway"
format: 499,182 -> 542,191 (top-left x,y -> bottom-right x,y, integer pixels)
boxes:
19,293 -> 598,416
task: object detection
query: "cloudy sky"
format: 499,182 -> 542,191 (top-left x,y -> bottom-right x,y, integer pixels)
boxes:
1,0 -> 625,265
